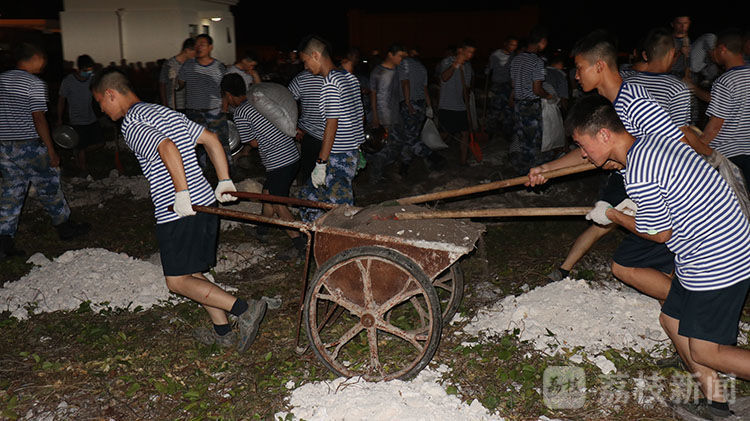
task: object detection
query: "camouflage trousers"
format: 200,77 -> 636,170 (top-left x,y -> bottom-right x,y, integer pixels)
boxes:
399,99 -> 433,162
0,139 -> 70,236
185,108 -> 232,174
298,150 -> 359,223
489,82 -> 514,137
509,99 -> 545,175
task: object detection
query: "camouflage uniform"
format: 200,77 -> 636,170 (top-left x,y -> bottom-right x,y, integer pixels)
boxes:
489,82 -> 514,138
0,139 -> 70,235
509,99 -> 544,175
185,109 -> 231,173
298,150 -> 359,223
399,99 -> 433,162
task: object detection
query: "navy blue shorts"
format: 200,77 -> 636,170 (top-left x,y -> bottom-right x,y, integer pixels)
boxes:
438,109 -> 469,134
263,161 -> 300,197
612,232 -> 675,274
155,204 -> 219,277
661,276 -> 750,345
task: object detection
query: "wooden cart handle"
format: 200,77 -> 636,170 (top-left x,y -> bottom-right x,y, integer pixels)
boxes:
229,191 -> 337,210
395,206 -> 593,220
395,163 -> 596,205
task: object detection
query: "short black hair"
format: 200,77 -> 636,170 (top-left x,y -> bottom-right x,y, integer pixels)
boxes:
299,34 -> 333,58
238,50 -> 258,63
182,37 -> 196,51
386,43 -> 407,56
77,54 -> 95,70
717,28 -> 743,54
528,25 -> 548,44
572,29 -> 619,68
459,38 -> 477,49
643,27 -> 674,61
196,34 -> 213,45
91,66 -> 133,95
564,94 -> 625,137
13,42 -> 45,64
220,73 -> 246,97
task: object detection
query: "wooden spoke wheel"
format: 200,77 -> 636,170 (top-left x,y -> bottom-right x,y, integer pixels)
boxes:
304,246 -> 442,381
433,262 -> 464,326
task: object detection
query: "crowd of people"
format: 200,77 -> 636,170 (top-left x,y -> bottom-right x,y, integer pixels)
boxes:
2,13 -> 750,418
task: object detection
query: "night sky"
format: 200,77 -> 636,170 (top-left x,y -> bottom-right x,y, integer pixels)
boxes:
2,1 -> 745,57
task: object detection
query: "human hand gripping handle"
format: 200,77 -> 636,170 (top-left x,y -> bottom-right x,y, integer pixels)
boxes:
615,199 -> 637,216
585,200 -> 613,225
173,190 -> 196,217
215,179 -> 238,203
311,162 -> 327,188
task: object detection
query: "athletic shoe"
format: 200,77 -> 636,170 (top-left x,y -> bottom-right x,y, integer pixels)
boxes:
191,327 -> 237,348
674,398 -> 736,420
235,299 -> 267,352
55,220 -> 90,241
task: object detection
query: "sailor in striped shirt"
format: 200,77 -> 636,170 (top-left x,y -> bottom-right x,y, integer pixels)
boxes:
0,43 -> 88,259
698,28 -> 750,188
92,68 -> 268,351
297,35 -> 365,223
288,69 -> 326,184
222,73 -> 306,260
567,95 -> 750,416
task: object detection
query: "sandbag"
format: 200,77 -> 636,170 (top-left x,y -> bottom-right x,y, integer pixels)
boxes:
541,98 -> 565,152
421,118 -> 448,150
704,150 -> 750,220
247,82 -> 298,137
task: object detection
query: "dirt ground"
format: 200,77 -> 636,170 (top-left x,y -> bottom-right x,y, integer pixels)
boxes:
1,129 -> 748,420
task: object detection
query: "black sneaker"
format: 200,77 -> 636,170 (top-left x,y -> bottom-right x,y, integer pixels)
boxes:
235,299 -> 267,352
656,352 -> 687,370
54,220 -> 91,241
674,399 -> 735,420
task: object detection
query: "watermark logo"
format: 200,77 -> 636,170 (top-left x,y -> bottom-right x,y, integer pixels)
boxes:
543,366 -> 586,409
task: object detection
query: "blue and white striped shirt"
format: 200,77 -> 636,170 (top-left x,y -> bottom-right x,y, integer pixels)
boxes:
488,49 -> 513,85
613,80 -> 684,143
233,100 -> 300,171
706,66 -> 750,158
370,64 -> 401,126
624,72 -> 692,127
510,52 -> 546,101
398,57 -> 428,102
623,133 -> 750,291
59,73 -> 97,126
121,102 -> 214,224
437,56 -> 472,111
288,70 -> 325,140
178,58 -> 226,110
0,69 -> 47,141
320,69 -> 365,153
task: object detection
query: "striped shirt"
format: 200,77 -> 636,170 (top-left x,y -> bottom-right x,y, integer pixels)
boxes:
398,57 -> 428,101
121,102 -> 214,224
510,52 -> 546,101
625,72 -> 692,127
288,70 -> 325,140
618,65 -> 639,80
370,64 -> 401,126
706,65 -> 750,158
320,69 -> 365,152
233,100 -> 300,171
613,80 -> 684,143
159,56 -> 186,110
488,49 -> 513,85
59,73 -> 97,125
0,69 -> 47,140
437,56 -> 472,111
178,58 -> 226,110
623,133 -> 750,291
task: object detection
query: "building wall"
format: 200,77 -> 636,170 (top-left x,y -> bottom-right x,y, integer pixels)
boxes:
60,0 -> 236,66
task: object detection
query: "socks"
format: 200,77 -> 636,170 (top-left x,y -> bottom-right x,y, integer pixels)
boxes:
709,401 -> 730,412
230,298 -> 249,316
213,323 -> 231,336
559,268 -> 570,279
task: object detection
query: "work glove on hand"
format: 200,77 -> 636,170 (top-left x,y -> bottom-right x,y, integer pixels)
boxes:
425,106 -> 434,119
585,200 -> 612,225
311,162 -> 327,188
615,198 -> 637,216
215,179 -> 238,203
173,190 -> 196,217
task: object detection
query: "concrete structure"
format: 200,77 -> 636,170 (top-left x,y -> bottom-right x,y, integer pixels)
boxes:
60,0 -> 237,66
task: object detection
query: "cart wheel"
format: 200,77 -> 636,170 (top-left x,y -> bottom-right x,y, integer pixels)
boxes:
304,246 -> 442,381
433,262 -> 464,325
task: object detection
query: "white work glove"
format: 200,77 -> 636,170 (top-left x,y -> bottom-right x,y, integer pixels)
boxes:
615,198 -> 637,216
214,179 -> 237,203
311,162 -> 327,188
425,106 -> 434,119
173,190 -> 196,217
585,200 -> 612,225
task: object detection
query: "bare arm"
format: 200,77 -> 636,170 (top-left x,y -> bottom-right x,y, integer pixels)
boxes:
606,208 -> 672,243
532,80 -> 551,99
369,90 -> 379,127
441,61 -> 460,82
56,96 -> 66,126
319,118 -> 338,162
401,79 -> 414,114
196,129 -> 231,181
157,138 -> 189,192
424,85 -> 432,109
32,111 -> 59,168
679,126 -> 712,155
698,116 -> 724,148
526,149 -> 589,186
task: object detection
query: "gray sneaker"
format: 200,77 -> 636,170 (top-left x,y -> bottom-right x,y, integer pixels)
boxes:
547,268 -> 565,282
192,327 -> 236,348
674,399 -> 735,420
235,299 -> 267,352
